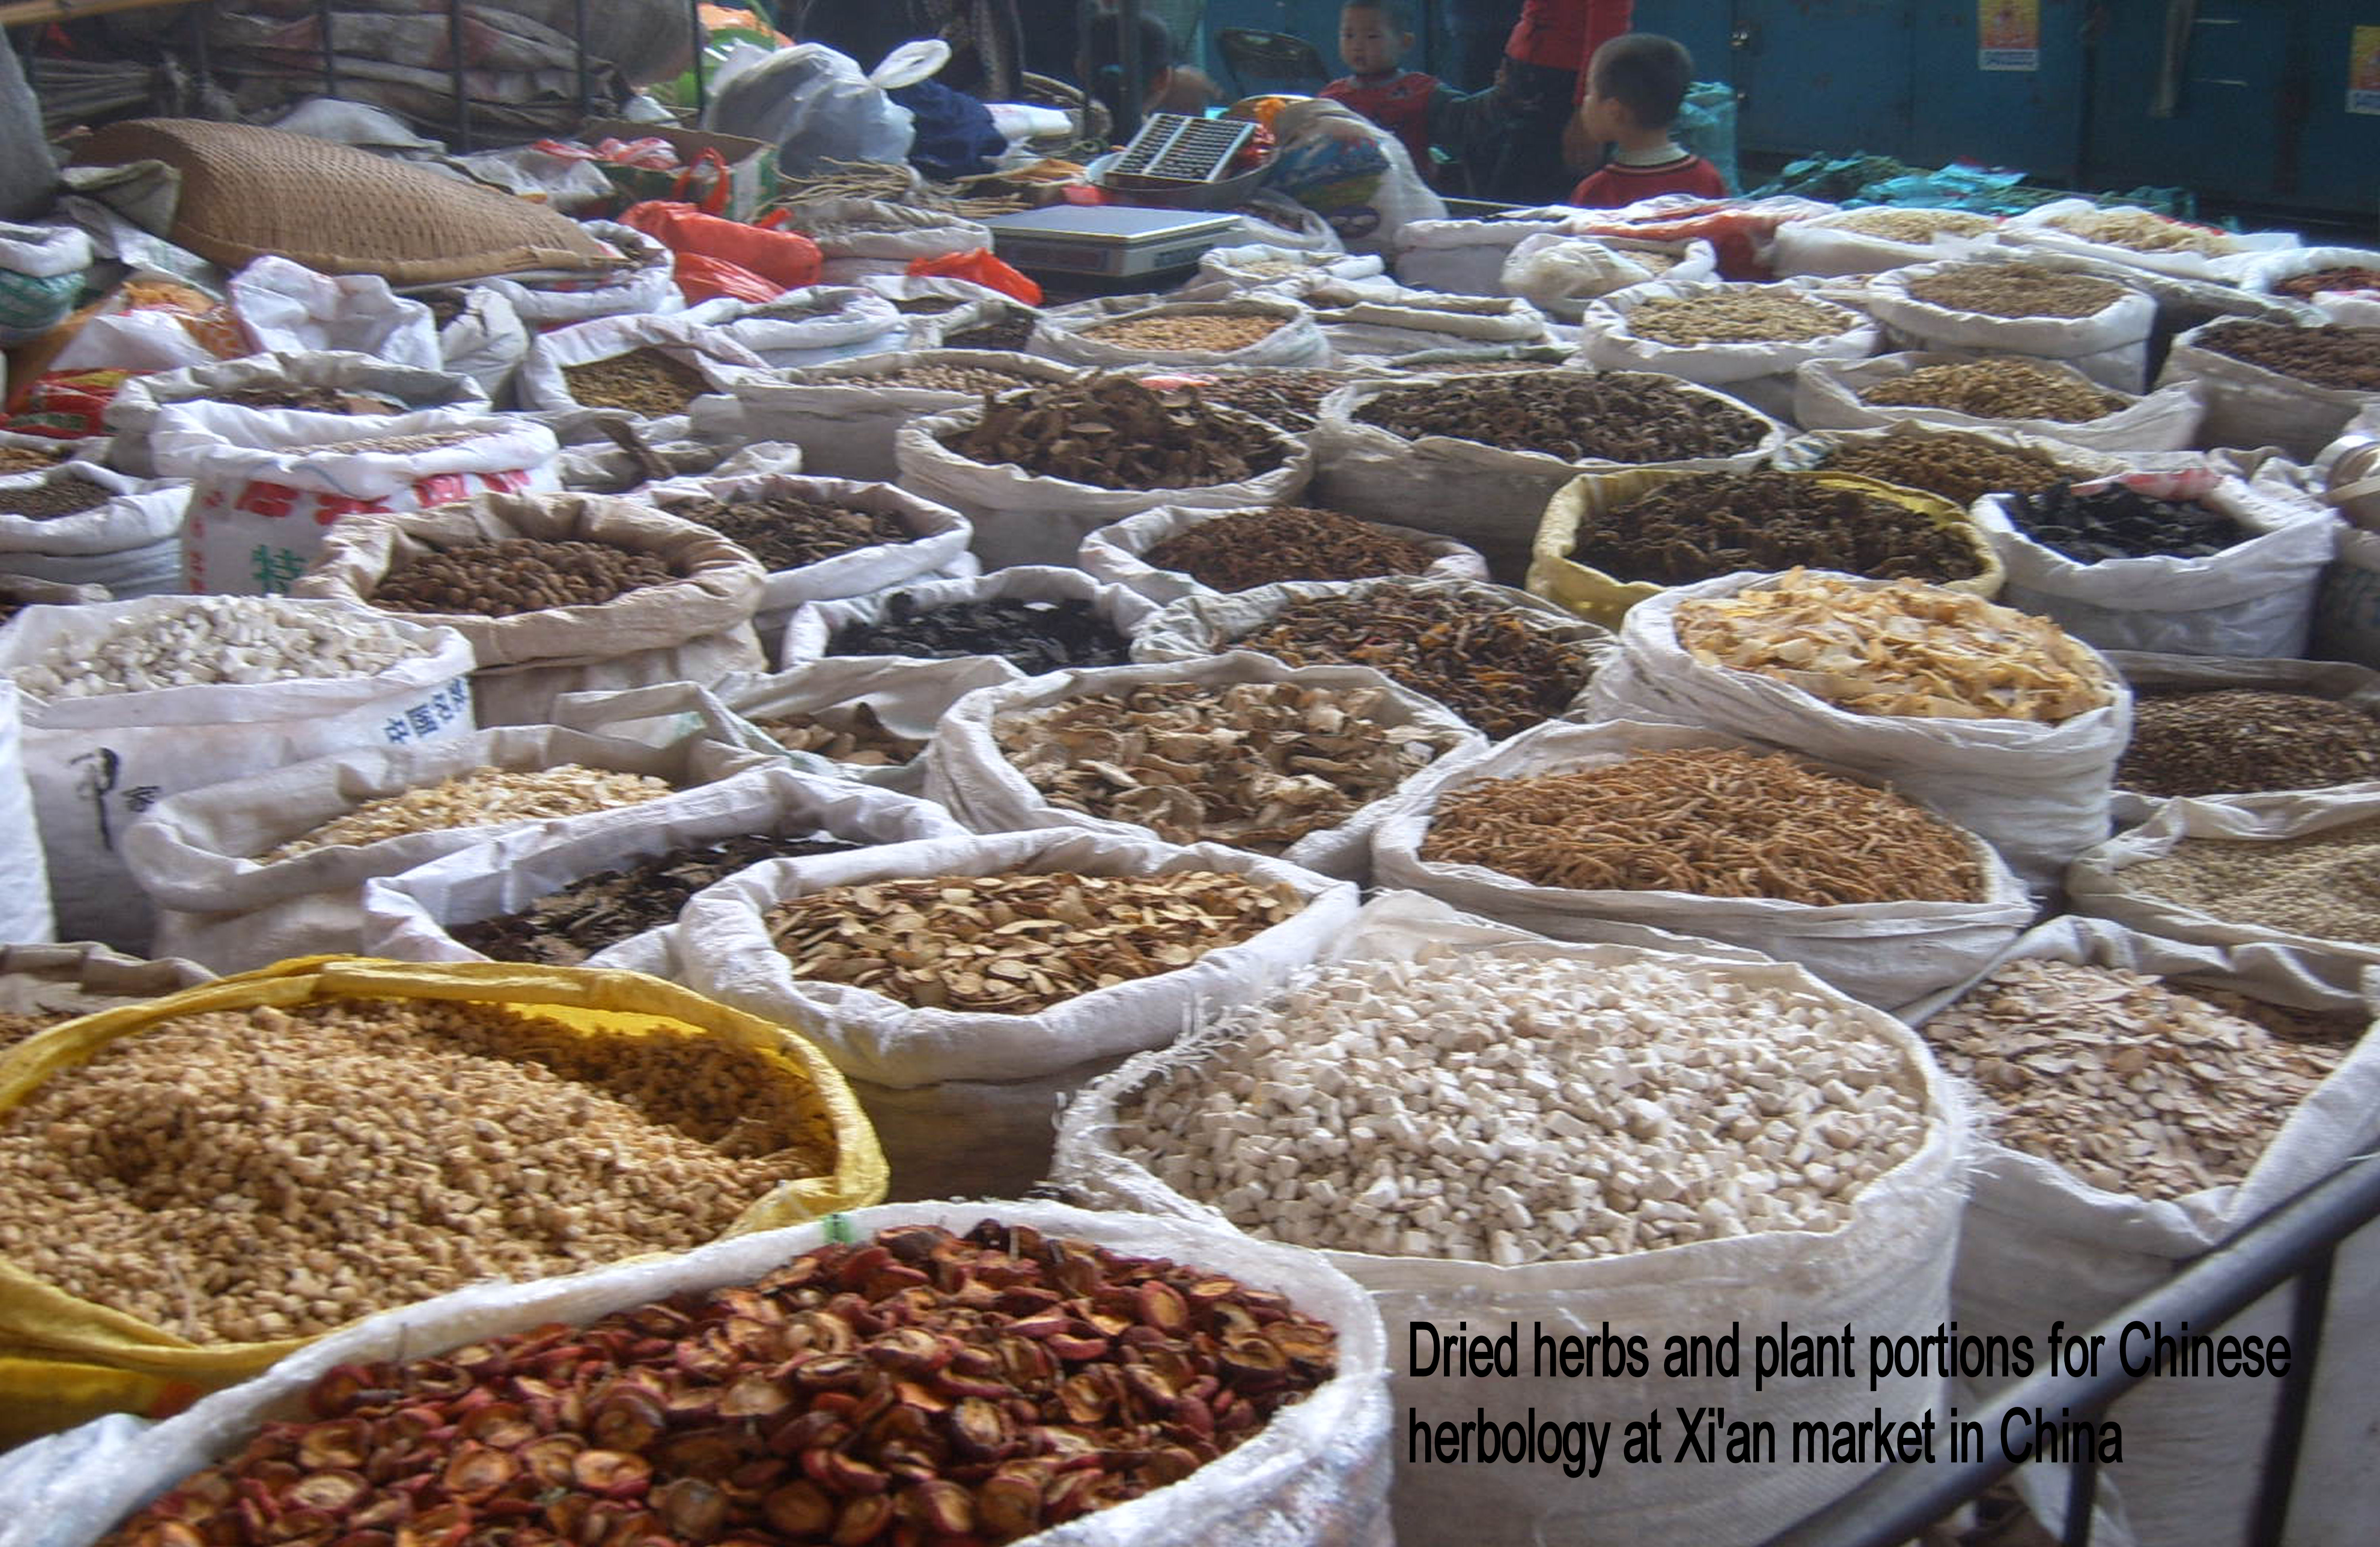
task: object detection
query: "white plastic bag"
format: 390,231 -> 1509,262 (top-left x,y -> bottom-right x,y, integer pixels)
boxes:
894,401 -> 1314,570
1307,285 -> 1550,362
1392,217 -> 1564,295
104,349 -> 491,478
1499,232 -> 1718,321
1054,889 -> 1969,1547
1261,98 -> 1447,256
2157,317 -> 2380,460
1031,296 -> 1330,370
125,729 -> 771,975
1976,469 -> 2342,658
1904,915 -> 2380,1547
704,42 -> 916,177
3,1200 -> 1391,1547
227,256 -> 440,371
1576,279 -> 1878,421
0,599 -> 474,949
921,653 -> 1484,882
291,491 -> 768,727
2065,789 -> 2380,995
780,564 -> 1157,672
0,681 -> 51,943
358,762 -> 960,971
1199,242 -> 1386,294
1792,351 -> 2206,453
158,409 -> 560,596
786,196 -> 990,285
471,219 -> 682,327
0,221 -> 90,344
1079,502 -> 1486,608
424,286 -> 530,401
515,311 -> 767,416
675,827 -> 1358,1198
1367,718 -> 2029,1007
695,284 -> 908,367
644,471 -> 973,647
729,348 -> 1081,481
1587,570 -> 2131,887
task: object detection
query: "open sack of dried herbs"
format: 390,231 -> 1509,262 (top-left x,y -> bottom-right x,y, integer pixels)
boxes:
2157,317 -> 2380,460
514,312 -> 768,422
2103,651 -> 2380,823
728,349 -> 1083,482
1860,257 -> 2159,392
1367,719 -> 2029,1007
1030,295 -> 1330,371
1768,206 -> 2000,279
0,462 -> 190,603
1971,467 -> 2342,658
1792,350 -> 2205,455
1079,501 -> 1487,608
1054,889 -> 1969,1547
0,956 -> 886,1444
27,1203 -> 1391,1547
102,349 -> 490,479
1900,916 -> 2380,1547
672,827 -> 1357,1199
359,763 -> 961,971
924,653 -> 1484,882
1589,568 -> 2129,887
2002,198 -> 2297,285
1573,280 -> 1880,422
1311,369 -> 1788,584
894,376 -> 1313,569
292,491 -> 769,727
781,568 -> 1156,679
116,727 -> 775,975
1768,420 -> 2127,511
1130,576 -> 1611,740
2066,787 -> 2380,996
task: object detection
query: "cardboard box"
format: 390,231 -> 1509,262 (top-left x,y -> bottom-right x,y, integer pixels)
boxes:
579,120 -> 777,222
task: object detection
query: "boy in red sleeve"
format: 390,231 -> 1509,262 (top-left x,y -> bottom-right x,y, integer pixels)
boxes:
1566,33 -> 1727,207
1319,0 -> 1454,180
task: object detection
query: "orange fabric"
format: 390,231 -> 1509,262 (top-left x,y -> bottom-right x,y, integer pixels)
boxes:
1505,0 -> 1634,101
672,252 -> 787,304
907,249 -> 1044,306
620,200 -> 823,289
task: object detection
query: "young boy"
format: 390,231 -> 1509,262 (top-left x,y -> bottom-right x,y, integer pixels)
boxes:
1319,0 -> 1455,180
1564,33 -> 1726,207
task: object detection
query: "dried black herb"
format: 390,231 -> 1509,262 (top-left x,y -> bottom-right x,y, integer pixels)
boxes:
668,494 -> 911,572
829,593 -> 1132,674
2004,483 -> 2246,562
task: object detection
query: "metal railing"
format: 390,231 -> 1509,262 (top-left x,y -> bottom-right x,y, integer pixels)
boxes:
1762,1153 -> 2380,1547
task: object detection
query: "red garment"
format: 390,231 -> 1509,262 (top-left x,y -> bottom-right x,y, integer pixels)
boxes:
1320,71 -> 1441,175
1505,0 -> 1633,101
1568,152 -> 1727,209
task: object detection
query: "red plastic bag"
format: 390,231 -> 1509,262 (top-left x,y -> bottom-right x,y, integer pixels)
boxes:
1560,194 -> 1836,281
673,252 -> 785,305
906,248 -> 1043,306
620,200 -> 823,290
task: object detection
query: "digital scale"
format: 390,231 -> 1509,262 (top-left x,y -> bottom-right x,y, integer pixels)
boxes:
979,205 -> 1244,280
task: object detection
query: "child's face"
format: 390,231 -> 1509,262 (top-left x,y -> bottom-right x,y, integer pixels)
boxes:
1576,76 -> 1634,144
1338,7 -> 1409,76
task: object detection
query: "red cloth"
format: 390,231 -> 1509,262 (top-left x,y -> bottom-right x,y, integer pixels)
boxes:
1568,152 -> 1727,209
1505,0 -> 1633,100
1320,71 -> 1441,175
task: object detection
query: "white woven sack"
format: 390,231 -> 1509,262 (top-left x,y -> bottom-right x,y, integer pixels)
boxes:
1792,351 -> 2205,453
1863,257 -> 2157,391
1577,279 -> 1879,421
1366,718 -> 2027,1007
2157,318 -> 2380,461
128,728 -> 768,974
793,197 -> 990,284
0,681 -> 50,942
1198,242 -> 1386,294
228,256 -> 440,371
2102,651 -> 2380,825
731,349 -> 1080,482
1391,217 -> 1564,295
698,285 -> 908,368
3,1202 -> 1392,1547
781,565 -> 1157,674
1902,916 -> 2380,1547
1587,570 -> 2130,887
358,762 -> 960,973
0,600 -> 474,950
1053,889 -> 1970,1547
0,537 -> 180,598
549,405 -> 807,495
429,286 -> 530,402
1233,191 -> 1349,255
472,219 -> 682,326
1498,233 -> 1719,321
643,471 -> 972,645
852,273 -> 1016,345
292,491 -> 768,727
1311,374 -> 1790,585
1768,420 -> 2130,482
2001,198 -> 2294,284
548,654 -> 1020,793
1079,502 -> 1487,607
515,312 -> 767,415
0,462 -> 184,563
922,653 -> 1484,882
0,940 -> 210,1020
1031,296 -> 1329,370
2243,245 -> 2380,326
675,828 -> 1359,1199
894,401 -> 1313,569
104,350 -> 491,478
2066,789 -> 2380,995
1768,212 -> 2000,278
1975,471 -> 2341,658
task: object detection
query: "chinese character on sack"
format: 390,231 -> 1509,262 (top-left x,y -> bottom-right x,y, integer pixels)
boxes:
384,716 -> 413,745
251,544 -> 309,594
123,785 -> 162,815
312,494 -> 374,527
406,704 -> 440,739
414,474 -> 468,507
237,481 -> 301,520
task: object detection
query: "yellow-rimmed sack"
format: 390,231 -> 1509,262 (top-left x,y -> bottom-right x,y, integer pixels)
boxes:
1527,467 -> 2005,628
0,954 -> 886,1440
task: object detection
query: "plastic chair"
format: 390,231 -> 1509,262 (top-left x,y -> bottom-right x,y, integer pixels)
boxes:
1215,28 -> 1331,97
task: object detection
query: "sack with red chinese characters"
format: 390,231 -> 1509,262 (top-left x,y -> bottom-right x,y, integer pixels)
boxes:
153,407 -> 560,595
